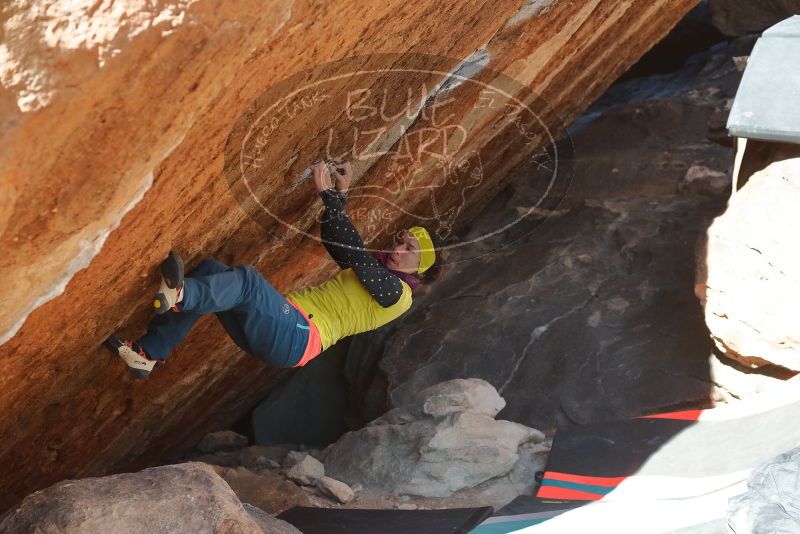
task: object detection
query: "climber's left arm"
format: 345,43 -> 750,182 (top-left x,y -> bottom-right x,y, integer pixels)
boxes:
318,187 -> 405,308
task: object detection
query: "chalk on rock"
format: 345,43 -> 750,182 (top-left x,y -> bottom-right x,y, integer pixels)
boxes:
317,476 -> 355,504
286,455 -> 325,486
197,431 -> 248,453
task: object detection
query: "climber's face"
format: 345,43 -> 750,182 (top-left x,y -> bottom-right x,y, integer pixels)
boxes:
387,230 -> 421,274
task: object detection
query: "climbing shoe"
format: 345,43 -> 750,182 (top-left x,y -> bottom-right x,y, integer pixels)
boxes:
103,334 -> 163,380
153,251 -> 184,315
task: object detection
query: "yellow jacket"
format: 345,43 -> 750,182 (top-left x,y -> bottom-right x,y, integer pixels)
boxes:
284,267 -> 413,351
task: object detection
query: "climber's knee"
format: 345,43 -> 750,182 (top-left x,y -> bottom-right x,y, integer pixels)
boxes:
239,264 -> 260,280
237,265 -> 270,297
191,258 -> 230,277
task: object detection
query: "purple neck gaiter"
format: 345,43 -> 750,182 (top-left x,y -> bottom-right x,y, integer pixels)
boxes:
375,251 -> 422,291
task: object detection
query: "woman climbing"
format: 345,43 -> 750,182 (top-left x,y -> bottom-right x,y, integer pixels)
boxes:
105,160 -> 441,379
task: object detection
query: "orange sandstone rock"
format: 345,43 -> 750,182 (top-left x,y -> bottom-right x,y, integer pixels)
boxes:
0,0 -> 695,511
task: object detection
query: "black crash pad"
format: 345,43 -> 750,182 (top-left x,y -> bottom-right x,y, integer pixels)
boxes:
276,506 -> 494,534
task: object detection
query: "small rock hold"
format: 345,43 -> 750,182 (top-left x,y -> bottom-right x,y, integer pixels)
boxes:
286,455 -> 325,486
679,164 -> 729,196
317,476 -> 355,504
732,56 -> 748,72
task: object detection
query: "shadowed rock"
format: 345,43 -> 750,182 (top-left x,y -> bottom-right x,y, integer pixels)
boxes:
710,0 -> 800,35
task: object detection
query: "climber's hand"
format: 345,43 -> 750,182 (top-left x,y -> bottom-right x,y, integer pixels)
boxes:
312,160 -> 335,192
330,161 -> 353,194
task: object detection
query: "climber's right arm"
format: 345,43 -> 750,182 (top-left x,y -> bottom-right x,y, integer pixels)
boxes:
318,187 -> 404,308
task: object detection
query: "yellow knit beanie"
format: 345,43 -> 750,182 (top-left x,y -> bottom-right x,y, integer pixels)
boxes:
408,226 -> 436,274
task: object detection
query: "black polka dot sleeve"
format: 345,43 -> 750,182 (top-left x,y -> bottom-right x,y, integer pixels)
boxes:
319,188 -> 404,308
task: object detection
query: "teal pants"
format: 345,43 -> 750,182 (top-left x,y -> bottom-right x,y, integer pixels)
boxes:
137,259 -> 309,367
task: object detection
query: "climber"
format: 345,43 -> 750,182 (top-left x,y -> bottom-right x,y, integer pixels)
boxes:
104,159 -> 441,379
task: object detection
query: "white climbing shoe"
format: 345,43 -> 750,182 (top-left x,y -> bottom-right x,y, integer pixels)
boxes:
103,334 -> 161,380
153,251 -> 184,314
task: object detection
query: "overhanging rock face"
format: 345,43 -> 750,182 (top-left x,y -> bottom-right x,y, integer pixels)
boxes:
0,0 -> 696,511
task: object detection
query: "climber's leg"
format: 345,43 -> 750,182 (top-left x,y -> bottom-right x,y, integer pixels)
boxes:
141,259 -> 307,367
179,263 -> 308,367
137,259 -> 249,360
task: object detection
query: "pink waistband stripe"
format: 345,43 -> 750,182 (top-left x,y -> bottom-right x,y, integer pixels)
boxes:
285,297 -> 322,367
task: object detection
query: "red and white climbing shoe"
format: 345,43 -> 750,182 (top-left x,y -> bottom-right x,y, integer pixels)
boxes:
153,251 -> 184,315
103,334 -> 163,380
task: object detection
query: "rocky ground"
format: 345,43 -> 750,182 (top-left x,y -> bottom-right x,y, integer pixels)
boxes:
0,379 -> 549,532
194,379 -> 549,512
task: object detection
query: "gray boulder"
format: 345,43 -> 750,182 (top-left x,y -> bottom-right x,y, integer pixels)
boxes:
728,445 -> 800,532
0,462 -> 299,533
323,379 -> 544,498
286,455 -> 325,486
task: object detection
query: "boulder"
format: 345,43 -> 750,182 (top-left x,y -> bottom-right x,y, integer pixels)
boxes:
286,455 -> 325,486
469,440 -> 552,507
197,431 -> 249,453
323,380 -> 544,498
698,150 -> 800,370
728,445 -> 800,532
0,462 -> 299,533
710,0 -> 800,36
